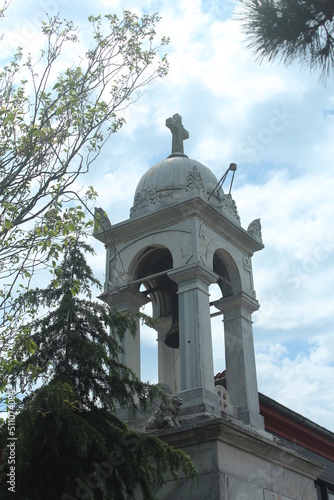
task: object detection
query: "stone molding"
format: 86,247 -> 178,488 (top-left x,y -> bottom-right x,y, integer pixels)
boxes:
168,262 -> 218,290
158,418 -> 324,481
214,292 -> 260,316
99,287 -> 150,310
95,197 -> 263,256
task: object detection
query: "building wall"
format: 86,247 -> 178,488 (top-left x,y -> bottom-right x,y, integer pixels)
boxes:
144,418 -> 322,500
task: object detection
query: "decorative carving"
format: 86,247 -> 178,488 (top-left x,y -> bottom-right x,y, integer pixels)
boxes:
214,385 -> 237,417
145,394 -> 182,431
185,165 -> 204,192
243,253 -> 251,271
220,194 -> 240,221
247,218 -> 263,244
94,207 -> 112,233
131,189 -> 159,212
215,186 -> 223,202
108,258 -> 115,283
199,223 -> 206,240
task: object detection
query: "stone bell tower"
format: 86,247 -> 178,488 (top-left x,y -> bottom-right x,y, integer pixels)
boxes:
94,115 -> 322,500
94,113 -> 264,429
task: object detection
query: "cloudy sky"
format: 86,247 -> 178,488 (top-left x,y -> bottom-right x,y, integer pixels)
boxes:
3,0 -> 334,431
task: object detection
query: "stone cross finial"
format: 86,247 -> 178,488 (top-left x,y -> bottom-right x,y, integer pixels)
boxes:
166,113 -> 189,155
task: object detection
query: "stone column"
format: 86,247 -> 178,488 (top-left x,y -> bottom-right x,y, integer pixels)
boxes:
215,293 -> 264,429
156,315 -> 180,394
168,264 -> 220,415
105,288 -> 150,379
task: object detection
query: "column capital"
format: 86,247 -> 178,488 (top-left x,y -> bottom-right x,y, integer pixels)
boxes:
99,287 -> 151,311
213,292 -> 260,315
168,263 -> 218,287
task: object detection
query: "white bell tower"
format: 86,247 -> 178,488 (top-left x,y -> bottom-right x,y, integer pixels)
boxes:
95,113 -> 264,428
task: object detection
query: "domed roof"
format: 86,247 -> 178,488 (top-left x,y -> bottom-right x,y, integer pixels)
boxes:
129,114 -> 240,225
131,153 -> 218,205
135,155 -> 219,194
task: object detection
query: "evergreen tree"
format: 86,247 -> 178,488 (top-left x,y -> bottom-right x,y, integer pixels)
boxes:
238,0 -> 334,81
0,238 -> 196,500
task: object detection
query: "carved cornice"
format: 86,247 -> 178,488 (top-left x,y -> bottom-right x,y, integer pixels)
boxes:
219,193 -> 240,221
131,188 -> 159,212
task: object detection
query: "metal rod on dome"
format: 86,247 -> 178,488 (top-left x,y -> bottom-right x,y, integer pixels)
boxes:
208,163 -> 237,200
228,163 -> 237,195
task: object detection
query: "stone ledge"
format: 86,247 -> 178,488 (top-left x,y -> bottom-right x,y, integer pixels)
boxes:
156,417 -> 324,481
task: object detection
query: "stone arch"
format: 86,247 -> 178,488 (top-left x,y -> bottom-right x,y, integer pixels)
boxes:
213,249 -> 241,298
129,245 -> 177,319
122,231 -> 185,282
129,244 -> 180,393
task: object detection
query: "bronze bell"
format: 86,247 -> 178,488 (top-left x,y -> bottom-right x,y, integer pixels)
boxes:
164,307 -> 179,349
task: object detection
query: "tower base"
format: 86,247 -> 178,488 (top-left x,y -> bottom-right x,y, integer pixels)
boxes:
141,416 -> 322,500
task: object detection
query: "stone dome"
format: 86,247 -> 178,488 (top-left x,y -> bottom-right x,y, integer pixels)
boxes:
136,155 -> 219,194
130,153 -> 240,225
129,113 -> 240,225
130,153 -> 219,212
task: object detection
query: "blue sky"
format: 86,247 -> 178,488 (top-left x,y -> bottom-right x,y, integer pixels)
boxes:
2,0 -> 334,431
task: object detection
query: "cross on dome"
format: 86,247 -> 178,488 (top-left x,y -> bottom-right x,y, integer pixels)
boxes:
166,113 -> 189,156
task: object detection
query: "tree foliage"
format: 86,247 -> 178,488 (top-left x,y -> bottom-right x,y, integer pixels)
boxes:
0,238 -> 197,499
238,0 -> 334,81
0,7 -> 168,366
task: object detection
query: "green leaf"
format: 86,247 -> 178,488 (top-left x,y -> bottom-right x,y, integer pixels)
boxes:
31,128 -> 42,137
28,340 -> 37,354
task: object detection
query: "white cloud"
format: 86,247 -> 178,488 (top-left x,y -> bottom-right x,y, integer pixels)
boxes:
233,169 -> 334,335
256,338 -> 334,430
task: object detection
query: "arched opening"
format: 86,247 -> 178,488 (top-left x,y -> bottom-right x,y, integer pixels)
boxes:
138,296 -> 157,383
213,249 -> 241,298
133,246 -> 177,319
210,249 -> 241,379
210,282 -> 225,376
131,246 -> 179,387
